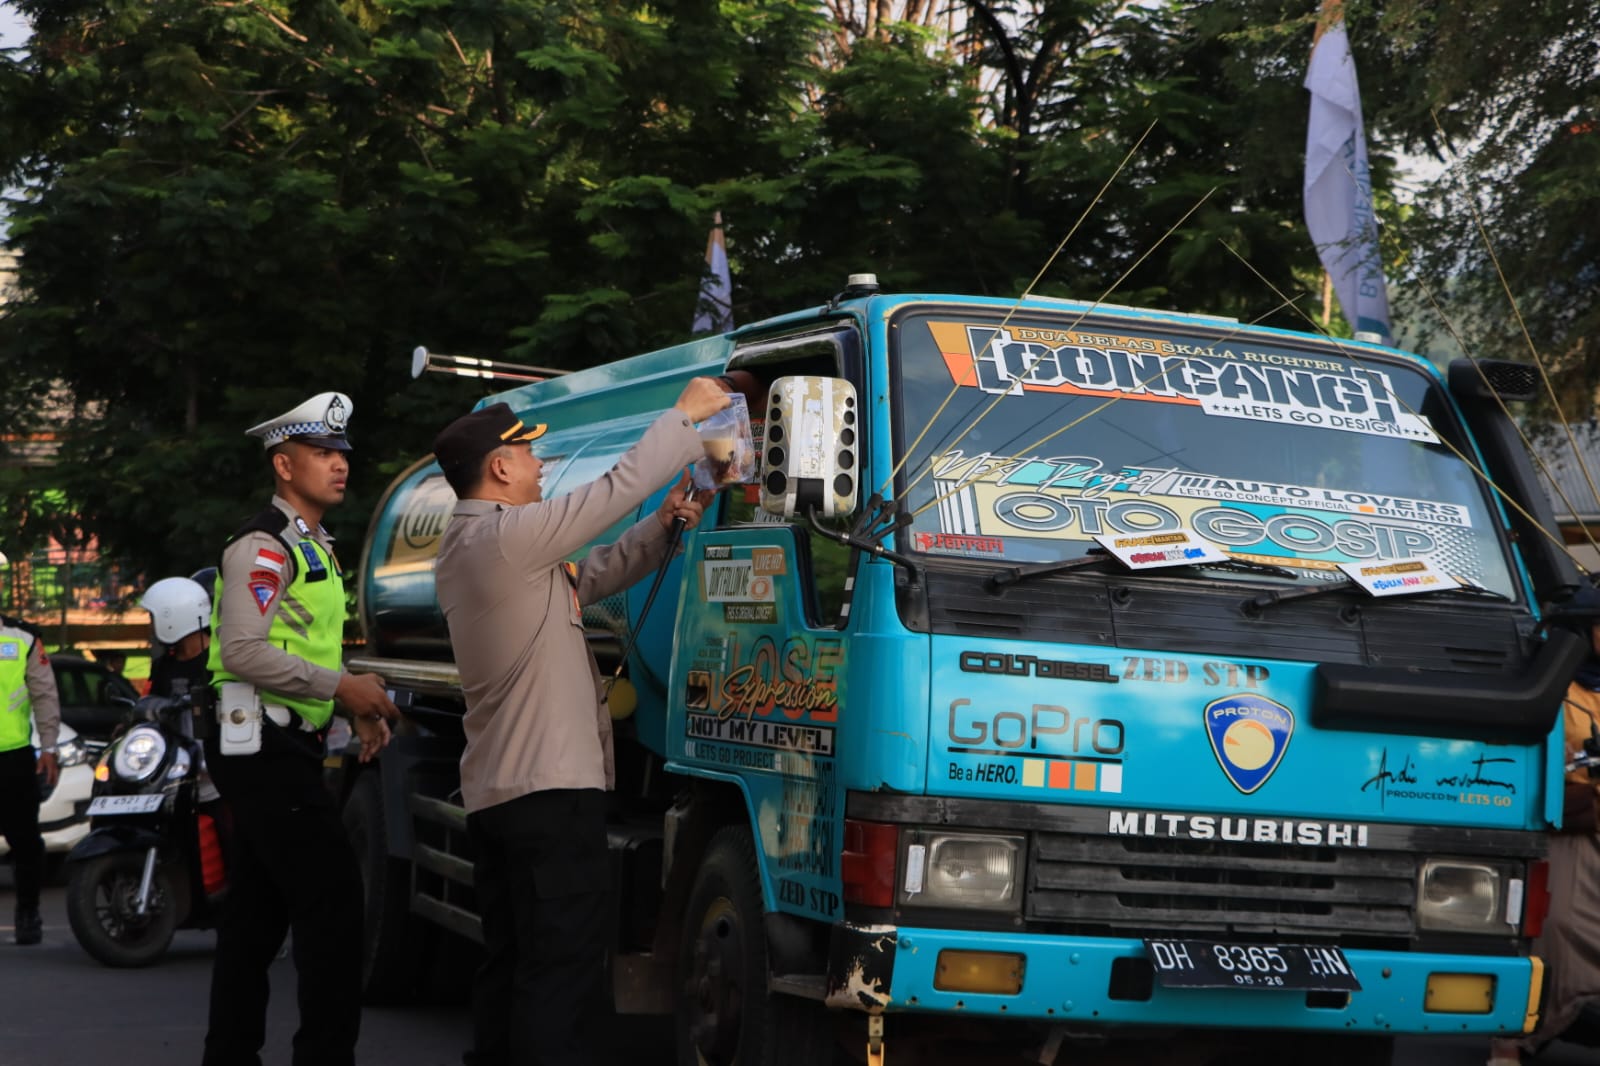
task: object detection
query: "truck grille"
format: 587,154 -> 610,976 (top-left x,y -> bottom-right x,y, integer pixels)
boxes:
1027,831 -> 1416,940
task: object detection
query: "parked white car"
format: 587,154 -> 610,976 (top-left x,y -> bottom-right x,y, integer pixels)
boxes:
0,722 -> 95,859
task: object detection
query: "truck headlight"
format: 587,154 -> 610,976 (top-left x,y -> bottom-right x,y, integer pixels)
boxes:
112,726 -> 168,783
1418,860 -> 1508,932
901,832 -> 1023,911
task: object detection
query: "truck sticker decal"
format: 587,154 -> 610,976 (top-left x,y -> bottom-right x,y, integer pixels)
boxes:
913,531 -> 1007,556
702,559 -> 775,602
948,758 -> 1124,793
1108,809 -> 1370,848
927,320 -> 1439,443
1205,694 -> 1294,794
750,547 -> 787,575
1122,658 -> 1270,687
686,713 -> 835,755
929,451 -> 1475,530
934,694 -> 1126,758
723,603 -> 778,624
928,456 -> 1486,583
958,650 -> 1119,684
1361,747 -> 1521,811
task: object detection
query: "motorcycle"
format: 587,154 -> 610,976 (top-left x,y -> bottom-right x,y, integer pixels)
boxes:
65,690 -> 229,967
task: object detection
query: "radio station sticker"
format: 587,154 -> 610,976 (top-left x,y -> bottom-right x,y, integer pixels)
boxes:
1205,694 -> 1294,794
1338,558 -> 1460,597
926,320 -> 1439,443
1092,530 -> 1228,569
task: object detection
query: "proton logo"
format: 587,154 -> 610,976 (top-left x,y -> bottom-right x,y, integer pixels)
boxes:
1204,694 -> 1294,794
324,395 -> 349,432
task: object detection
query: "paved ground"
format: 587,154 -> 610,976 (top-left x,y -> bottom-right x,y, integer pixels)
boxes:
3,870 -> 1594,1066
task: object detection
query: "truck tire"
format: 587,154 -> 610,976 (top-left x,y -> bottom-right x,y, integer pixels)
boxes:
344,771 -> 421,1003
676,826 -> 836,1066
65,851 -> 183,968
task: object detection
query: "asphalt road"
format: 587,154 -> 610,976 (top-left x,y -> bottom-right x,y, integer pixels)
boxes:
3,872 -> 1594,1066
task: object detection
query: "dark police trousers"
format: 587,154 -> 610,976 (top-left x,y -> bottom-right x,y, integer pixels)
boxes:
465,788 -> 611,1066
0,746 -> 45,911
201,729 -> 363,1066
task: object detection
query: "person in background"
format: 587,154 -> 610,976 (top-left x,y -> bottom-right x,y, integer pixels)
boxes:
0,612 -> 61,946
141,577 -> 213,699
200,391 -> 398,1066
1490,591 -> 1600,1065
432,376 -> 730,1066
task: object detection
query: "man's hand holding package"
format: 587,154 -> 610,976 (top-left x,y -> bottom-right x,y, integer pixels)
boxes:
675,376 -> 732,424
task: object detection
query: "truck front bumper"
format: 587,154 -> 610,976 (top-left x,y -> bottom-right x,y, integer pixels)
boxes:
826,923 -> 1542,1035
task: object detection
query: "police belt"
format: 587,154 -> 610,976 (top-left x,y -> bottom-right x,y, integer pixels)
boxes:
264,703 -> 319,733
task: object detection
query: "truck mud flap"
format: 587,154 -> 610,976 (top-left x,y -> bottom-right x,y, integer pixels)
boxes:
826,923 -> 897,1011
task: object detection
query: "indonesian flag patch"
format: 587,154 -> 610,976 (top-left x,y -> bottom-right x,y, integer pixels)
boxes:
248,567 -> 281,614
253,548 -> 286,574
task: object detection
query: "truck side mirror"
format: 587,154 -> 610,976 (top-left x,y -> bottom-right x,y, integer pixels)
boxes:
1447,358 -> 1539,403
760,375 -> 859,519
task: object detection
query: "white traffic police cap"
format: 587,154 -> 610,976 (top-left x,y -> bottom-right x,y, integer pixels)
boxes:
246,392 -> 354,451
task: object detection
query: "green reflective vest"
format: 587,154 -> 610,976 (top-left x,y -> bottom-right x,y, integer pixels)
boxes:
1,627 -> 37,753
209,535 -> 345,729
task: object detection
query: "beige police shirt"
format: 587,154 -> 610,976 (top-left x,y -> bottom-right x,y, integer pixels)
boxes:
436,410 -> 704,813
2,623 -> 60,751
212,495 -> 343,703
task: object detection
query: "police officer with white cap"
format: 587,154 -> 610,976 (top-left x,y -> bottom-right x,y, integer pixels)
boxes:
200,391 -> 398,1066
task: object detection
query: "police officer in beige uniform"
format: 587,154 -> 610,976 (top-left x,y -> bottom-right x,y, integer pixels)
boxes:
202,392 -> 398,1066
433,376 -> 730,1066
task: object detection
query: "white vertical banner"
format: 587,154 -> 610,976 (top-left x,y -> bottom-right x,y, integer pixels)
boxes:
692,211 -> 733,334
1303,9 -> 1392,343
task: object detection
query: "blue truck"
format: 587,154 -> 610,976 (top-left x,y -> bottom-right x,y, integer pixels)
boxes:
343,277 -> 1584,1064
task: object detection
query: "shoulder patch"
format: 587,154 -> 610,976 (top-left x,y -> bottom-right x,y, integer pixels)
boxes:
0,641 -> 19,660
249,577 -> 280,614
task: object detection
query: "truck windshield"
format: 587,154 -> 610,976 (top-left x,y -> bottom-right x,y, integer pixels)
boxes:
890,309 -> 1518,598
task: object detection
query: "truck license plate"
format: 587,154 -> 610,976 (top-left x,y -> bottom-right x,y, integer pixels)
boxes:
87,794 -> 164,816
1144,940 -> 1362,991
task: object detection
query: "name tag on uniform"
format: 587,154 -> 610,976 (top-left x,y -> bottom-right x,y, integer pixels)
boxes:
297,541 -> 329,582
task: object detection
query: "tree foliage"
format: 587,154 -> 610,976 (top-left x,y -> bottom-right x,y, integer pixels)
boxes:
7,0 -> 1585,580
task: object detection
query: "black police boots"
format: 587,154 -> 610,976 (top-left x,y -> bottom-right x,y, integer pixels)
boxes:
14,905 -> 43,945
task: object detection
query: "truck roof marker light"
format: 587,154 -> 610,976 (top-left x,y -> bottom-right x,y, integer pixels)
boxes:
842,819 -> 898,908
1522,860 -> 1550,938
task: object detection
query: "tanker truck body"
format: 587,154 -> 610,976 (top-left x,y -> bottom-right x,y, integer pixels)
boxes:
343,283 -> 1582,1065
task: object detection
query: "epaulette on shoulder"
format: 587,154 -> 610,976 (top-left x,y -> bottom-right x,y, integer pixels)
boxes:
228,506 -> 291,545
220,506 -> 297,579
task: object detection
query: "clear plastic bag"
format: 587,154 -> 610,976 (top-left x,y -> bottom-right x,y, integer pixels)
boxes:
691,393 -> 756,490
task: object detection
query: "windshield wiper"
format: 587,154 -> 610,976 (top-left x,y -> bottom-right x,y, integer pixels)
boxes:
988,550 -> 1118,590
1244,578 -> 1511,615
989,551 -> 1299,591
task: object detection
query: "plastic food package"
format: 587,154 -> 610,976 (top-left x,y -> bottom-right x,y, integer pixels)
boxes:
692,393 -> 756,490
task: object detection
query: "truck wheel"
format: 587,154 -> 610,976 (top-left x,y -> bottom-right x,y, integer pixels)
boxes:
344,771 -> 421,1003
65,851 -> 183,968
676,826 -> 835,1066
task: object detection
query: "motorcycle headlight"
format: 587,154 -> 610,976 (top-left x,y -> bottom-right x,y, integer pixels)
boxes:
56,735 -> 88,769
112,726 -> 168,783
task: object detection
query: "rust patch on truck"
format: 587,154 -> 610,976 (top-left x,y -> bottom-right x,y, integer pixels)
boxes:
825,923 -> 898,1011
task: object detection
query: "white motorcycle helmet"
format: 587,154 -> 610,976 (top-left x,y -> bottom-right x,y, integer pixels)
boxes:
140,576 -> 212,645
